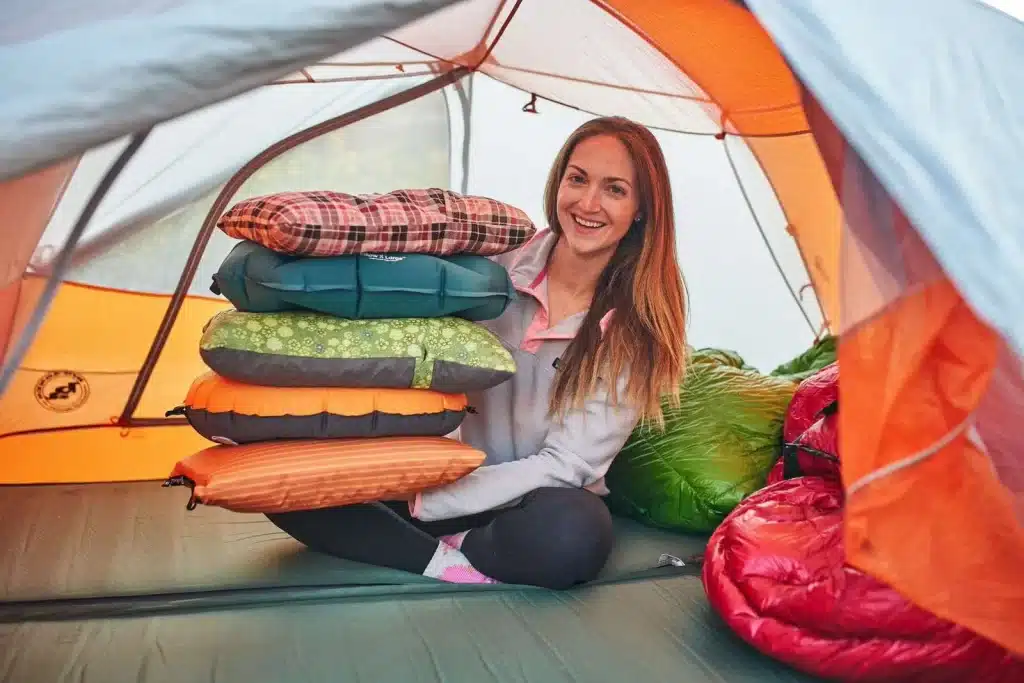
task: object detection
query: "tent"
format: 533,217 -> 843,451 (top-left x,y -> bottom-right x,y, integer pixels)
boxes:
1,0 -> 1022,678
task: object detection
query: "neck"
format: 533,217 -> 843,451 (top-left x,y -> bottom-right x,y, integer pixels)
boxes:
546,234 -> 613,299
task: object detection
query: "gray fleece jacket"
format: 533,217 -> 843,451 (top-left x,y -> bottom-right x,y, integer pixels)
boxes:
410,229 -> 641,522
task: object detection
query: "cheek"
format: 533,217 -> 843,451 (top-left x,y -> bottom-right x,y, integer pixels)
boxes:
555,186 -> 577,213
607,201 -> 636,235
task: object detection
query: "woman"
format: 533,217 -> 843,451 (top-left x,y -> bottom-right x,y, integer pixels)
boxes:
267,116 -> 688,590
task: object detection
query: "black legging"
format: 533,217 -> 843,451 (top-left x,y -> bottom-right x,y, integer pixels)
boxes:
266,487 -> 614,590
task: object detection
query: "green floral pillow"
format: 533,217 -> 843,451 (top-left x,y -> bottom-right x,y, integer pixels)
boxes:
199,310 -> 516,393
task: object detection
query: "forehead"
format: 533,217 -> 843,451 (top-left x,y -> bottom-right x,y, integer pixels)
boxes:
566,134 -> 636,182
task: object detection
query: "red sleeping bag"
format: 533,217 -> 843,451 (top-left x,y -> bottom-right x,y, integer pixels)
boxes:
767,363 -> 840,485
703,391 -> 1024,681
766,409 -> 839,485
783,362 -> 838,442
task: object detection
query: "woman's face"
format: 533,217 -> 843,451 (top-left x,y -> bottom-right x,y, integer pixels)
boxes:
555,133 -> 640,259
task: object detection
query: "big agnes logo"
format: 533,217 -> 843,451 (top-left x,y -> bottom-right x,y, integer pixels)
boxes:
34,370 -> 90,413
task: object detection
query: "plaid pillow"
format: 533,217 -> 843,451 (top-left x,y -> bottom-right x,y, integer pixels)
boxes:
217,188 -> 536,257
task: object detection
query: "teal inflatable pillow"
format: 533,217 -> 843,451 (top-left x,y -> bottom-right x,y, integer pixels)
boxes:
211,240 -> 516,321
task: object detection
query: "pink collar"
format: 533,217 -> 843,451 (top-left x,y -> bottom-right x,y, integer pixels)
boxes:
508,229 -> 616,340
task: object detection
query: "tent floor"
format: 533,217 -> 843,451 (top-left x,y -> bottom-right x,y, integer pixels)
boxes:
0,482 -> 821,682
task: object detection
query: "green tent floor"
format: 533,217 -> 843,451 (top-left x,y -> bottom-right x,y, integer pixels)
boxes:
0,482 -> 823,682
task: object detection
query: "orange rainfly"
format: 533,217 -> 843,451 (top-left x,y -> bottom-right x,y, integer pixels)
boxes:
603,0 -> 804,135
840,281 -> 1024,657
602,0 -> 841,328
0,161 -> 79,364
0,279 -> 228,484
796,74 -> 1024,655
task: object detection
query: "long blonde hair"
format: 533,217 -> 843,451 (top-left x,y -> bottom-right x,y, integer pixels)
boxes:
544,116 -> 688,428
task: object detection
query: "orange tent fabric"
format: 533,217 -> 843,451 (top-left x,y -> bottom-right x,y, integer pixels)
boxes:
799,84 -> 1024,656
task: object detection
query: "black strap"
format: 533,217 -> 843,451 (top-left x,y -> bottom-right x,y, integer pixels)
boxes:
781,441 -> 841,479
163,475 -> 199,510
780,398 -> 839,479
781,442 -> 805,479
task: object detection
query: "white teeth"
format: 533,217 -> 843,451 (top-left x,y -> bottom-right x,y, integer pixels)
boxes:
572,215 -> 604,229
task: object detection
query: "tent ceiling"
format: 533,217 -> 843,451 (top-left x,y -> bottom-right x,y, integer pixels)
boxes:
0,0 -> 809,183
0,0 -> 835,380
258,0 -> 807,138
0,0 -> 467,182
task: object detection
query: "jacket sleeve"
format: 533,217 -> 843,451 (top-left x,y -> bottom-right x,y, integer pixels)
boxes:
410,376 -> 641,522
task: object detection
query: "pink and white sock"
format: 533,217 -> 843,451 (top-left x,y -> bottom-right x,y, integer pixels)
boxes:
439,530 -> 470,551
422,538 -> 498,585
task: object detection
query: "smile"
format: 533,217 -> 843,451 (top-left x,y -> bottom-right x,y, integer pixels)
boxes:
571,214 -> 605,229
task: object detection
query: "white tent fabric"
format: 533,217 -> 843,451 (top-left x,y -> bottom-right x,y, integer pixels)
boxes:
464,76 -> 821,370
55,86 -> 459,290
31,75 -> 450,272
0,0 -> 463,181
2,0 -> 783,184
21,69 -> 821,373
747,0 -> 1024,356
4,0 -> 1021,369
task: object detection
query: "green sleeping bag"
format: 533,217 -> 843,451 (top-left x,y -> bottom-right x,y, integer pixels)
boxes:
604,348 -> 798,533
770,334 -> 837,382
211,240 -> 516,321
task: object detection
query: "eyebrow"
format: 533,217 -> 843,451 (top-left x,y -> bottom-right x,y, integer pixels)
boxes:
567,164 -> 633,187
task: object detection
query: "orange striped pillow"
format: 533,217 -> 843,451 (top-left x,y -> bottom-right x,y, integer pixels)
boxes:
164,436 -> 484,514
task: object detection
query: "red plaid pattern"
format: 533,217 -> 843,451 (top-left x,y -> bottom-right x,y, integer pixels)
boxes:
217,188 -> 536,257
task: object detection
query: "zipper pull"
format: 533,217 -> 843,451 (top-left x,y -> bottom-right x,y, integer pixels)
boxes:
656,553 -> 686,568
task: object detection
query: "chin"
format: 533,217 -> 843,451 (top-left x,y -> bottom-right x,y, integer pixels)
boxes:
563,233 -> 614,258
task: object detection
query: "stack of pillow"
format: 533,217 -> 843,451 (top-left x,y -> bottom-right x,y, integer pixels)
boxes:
164,188 -> 535,514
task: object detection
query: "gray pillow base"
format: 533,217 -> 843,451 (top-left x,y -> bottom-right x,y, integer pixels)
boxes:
184,408 -> 466,444
199,348 -> 514,393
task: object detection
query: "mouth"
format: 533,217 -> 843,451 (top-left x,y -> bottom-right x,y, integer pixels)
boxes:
570,214 -> 605,230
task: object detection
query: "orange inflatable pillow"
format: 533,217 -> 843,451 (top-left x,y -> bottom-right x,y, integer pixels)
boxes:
164,436 -> 485,514
172,372 -> 467,444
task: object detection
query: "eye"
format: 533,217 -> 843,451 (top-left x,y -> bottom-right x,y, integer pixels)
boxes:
565,172 -> 586,185
607,184 -> 628,197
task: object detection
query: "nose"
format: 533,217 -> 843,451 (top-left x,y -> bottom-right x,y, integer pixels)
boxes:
578,186 -> 601,213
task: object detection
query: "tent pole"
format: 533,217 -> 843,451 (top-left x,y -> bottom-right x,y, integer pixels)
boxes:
116,66 -> 471,427
456,75 -> 473,195
720,138 -> 820,336
0,132 -> 152,398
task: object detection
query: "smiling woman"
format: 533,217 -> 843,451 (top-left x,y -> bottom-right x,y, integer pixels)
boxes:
543,116 -> 688,428
269,115 -> 689,592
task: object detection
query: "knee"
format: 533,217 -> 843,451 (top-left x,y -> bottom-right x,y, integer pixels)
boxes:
510,487 -> 615,589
